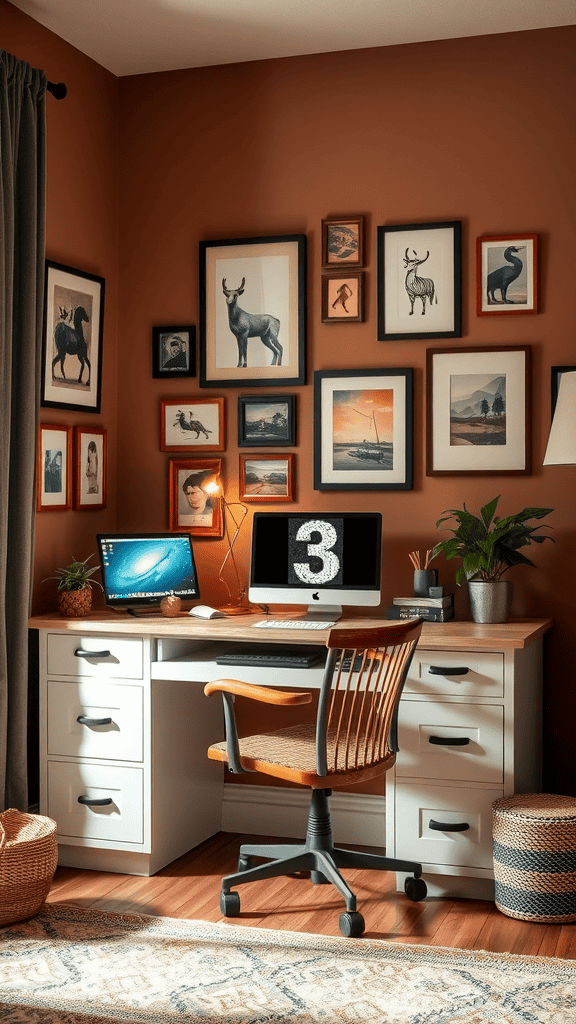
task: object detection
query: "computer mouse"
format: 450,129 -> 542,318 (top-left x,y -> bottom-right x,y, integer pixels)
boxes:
188,605 -> 226,619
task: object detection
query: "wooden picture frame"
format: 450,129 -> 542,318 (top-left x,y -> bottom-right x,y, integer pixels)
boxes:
74,426 -> 107,510
36,424 -> 72,511
239,453 -> 295,502
199,235 -> 306,388
377,221 -> 462,340
322,216 -> 364,269
426,345 -> 531,476
41,261 -> 105,412
551,365 -> 576,416
313,368 -> 413,491
169,457 -> 223,537
160,397 -> 225,452
237,394 -> 296,447
321,272 -> 364,323
476,234 -> 538,316
152,325 -> 196,378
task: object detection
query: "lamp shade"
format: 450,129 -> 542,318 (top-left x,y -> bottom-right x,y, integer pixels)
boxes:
543,371 -> 576,465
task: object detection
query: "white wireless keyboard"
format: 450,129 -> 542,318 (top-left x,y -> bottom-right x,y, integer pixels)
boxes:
254,619 -> 336,630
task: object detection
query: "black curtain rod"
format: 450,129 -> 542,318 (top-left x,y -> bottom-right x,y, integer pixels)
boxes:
47,80 -> 67,99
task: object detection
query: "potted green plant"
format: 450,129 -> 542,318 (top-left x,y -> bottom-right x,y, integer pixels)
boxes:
431,496 -> 554,622
43,555 -> 103,618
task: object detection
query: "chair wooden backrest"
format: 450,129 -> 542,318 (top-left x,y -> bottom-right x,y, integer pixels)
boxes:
315,619 -> 423,782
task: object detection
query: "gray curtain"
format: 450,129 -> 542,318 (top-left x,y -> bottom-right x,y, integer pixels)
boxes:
0,51 -> 46,811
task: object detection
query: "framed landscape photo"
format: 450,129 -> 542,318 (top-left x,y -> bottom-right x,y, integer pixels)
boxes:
36,424 -> 72,511
313,368 -> 413,491
322,216 -> 364,269
477,234 -> 537,316
239,453 -> 295,502
377,221 -> 461,340
74,426 -> 107,510
41,261 -> 105,412
160,397 -> 225,452
426,346 -> 531,476
321,272 -> 364,323
199,235 -> 306,388
152,325 -> 196,378
169,457 -> 223,537
237,394 -> 296,447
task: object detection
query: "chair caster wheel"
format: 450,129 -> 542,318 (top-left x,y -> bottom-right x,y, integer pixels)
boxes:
237,855 -> 254,872
220,890 -> 241,917
339,911 -> 365,938
404,876 -> 427,902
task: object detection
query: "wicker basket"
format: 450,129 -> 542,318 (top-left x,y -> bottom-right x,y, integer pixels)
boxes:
492,793 -> 576,923
0,809 -> 58,926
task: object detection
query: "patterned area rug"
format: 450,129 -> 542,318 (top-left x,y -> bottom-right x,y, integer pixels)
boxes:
1,904 -> 575,1023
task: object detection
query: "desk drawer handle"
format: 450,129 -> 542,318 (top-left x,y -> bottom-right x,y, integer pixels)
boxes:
429,819 -> 470,832
428,665 -> 470,676
77,795 -> 113,807
429,735 -> 470,746
77,715 -> 113,727
74,648 -> 111,659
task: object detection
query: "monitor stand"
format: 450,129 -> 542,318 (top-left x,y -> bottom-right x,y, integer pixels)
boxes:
302,604 -> 342,621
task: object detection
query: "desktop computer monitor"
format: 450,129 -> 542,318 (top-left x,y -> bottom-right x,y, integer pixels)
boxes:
97,533 -> 200,613
248,511 -> 382,620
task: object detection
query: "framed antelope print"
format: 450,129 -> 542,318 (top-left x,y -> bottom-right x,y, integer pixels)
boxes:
377,221 -> 461,341
477,234 -> 538,316
41,261 -> 105,412
199,235 -> 306,388
74,426 -> 107,510
160,397 -> 225,452
36,424 -> 72,511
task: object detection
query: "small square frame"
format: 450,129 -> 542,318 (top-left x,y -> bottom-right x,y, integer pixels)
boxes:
239,453 -> 295,502
41,261 -> 105,412
169,457 -> 223,536
37,424 -> 72,511
237,394 -> 296,447
426,345 -> 531,476
321,272 -> 364,323
314,368 -> 413,490
152,325 -> 196,378
476,234 -> 538,315
74,426 -> 107,510
322,216 -> 364,270
377,221 -> 462,340
160,397 -> 225,452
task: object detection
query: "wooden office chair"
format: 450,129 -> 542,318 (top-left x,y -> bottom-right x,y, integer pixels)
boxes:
204,619 -> 426,937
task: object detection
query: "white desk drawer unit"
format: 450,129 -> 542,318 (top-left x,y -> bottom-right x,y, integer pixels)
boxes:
47,679 -> 144,762
47,633 -> 144,680
47,761 -> 144,844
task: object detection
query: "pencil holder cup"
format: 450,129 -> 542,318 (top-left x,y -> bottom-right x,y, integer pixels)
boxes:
413,569 -> 438,597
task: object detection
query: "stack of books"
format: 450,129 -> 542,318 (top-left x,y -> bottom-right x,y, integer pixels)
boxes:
386,594 -> 454,622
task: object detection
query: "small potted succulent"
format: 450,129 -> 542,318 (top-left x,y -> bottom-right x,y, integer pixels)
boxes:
44,555 -> 103,617
431,496 -> 554,622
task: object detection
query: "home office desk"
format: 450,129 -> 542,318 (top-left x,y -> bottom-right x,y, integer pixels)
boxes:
29,612 -> 551,896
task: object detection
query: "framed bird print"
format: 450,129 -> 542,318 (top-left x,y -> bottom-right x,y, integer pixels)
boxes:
160,397 -> 225,452
476,234 -> 538,315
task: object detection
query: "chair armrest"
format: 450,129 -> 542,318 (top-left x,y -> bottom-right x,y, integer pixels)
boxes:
204,679 -> 312,705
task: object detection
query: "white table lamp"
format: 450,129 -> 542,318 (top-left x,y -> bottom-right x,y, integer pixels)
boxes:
543,370 -> 576,466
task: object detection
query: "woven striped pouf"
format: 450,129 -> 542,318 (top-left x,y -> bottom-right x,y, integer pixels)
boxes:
492,794 -> 576,922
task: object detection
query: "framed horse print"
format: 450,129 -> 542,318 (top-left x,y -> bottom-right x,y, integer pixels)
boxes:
41,261 -> 105,412
160,397 -> 225,452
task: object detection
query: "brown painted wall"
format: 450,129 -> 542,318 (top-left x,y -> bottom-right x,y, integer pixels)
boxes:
3,2 -> 575,795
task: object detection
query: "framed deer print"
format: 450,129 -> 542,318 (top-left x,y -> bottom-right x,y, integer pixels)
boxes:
199,235 -> 306,388
41,261 -> 105,412
476,234 -> 538,315
377,221 -> 461,341
160,397 -> 225,452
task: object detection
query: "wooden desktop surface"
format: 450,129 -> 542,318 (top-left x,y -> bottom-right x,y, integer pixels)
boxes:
28,611 -> 552,652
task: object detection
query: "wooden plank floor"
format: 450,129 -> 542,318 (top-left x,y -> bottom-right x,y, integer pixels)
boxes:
46,831 -> 576,959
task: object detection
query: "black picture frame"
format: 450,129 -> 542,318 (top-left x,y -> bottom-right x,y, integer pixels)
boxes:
377,221 -> 462,341
237,394 -> 296,447
314,368 -> 413,491
41,261 -> 105,412
551,365 -> 576,417
152,325 -> 196,378
199,235 -> 307,388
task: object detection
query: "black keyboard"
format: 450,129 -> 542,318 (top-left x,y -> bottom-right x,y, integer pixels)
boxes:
215,644 -> 326,669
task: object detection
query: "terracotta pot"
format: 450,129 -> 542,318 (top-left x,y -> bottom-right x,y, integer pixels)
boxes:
58,586 -> 92,618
